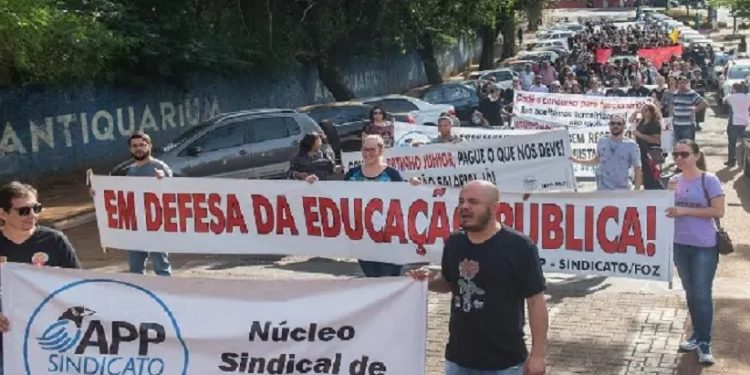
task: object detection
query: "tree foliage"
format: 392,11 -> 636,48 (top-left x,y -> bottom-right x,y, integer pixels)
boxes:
0,0 -> 528,96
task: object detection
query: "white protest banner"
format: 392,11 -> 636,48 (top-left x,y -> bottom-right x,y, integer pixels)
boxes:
90,176 -> 674,281
392,122 -> 540,147
342,129 -> 575,191
2,263 -> 427,375
513,91 -> 650,127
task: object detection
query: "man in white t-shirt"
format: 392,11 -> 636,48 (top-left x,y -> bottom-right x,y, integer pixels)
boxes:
723,82 -> 750,167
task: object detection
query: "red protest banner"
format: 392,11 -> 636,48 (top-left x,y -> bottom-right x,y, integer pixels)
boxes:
637,45 -> 683,67
91,176 -> 676,281
595,48 -> 612,64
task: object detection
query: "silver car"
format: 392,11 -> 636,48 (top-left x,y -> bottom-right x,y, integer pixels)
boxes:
111,109 -> 329,179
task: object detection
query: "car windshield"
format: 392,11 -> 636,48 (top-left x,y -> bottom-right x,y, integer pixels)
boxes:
728,65 -> 750,80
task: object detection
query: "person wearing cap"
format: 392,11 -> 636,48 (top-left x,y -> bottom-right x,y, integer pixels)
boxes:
0,181 -> 82,374
571,115 -> 643,191
672,75 -> 707,142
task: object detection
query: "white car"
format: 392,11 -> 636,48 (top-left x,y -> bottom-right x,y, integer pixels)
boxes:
721,59 -> 750,101
535,30 -> 575,41
528,39 -> 569,51
361,95 -> 455,126
478,69 -> 518,89
547,22 -> 585,32
517,50 -> 560,63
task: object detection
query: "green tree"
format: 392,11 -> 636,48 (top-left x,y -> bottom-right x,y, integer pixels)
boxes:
392,0 -> 497,84
0,0 -> 131,86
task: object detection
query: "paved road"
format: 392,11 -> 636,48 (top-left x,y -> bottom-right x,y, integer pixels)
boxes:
59,9 -> 750,374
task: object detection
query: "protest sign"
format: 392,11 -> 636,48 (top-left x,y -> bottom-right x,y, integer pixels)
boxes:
513,91 -> 650,128
392,122 -> 539,147
90,176 -> 674,281
512,115 -> 672,178
342,128 -> 576,191
2,263 -> 426,375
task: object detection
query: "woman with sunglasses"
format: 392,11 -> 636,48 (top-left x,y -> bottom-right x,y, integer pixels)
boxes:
666,140 -> 725,365
344,135 -> 420,277
362,106 -> 394,148
0,182 -> 81,374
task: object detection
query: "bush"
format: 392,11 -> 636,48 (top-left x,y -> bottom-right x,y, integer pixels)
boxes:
718,21 -> 728,29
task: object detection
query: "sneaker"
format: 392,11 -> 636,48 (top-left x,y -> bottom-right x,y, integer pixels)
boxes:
697,342 -> 715,365
725,160 -> 736,167
679,338 -> 699,352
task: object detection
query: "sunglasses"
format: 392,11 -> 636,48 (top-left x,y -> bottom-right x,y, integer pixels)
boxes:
12,203 -> 43,216
672,151 -> 692,159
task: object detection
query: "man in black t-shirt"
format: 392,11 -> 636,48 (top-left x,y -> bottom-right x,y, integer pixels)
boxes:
410,180 -> 548,375
0,181 -> 81,374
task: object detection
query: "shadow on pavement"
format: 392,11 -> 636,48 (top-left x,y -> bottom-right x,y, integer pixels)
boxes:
675,297 -> 750,374
732,177 -> 750,213
267,257 -> 361,277
715,166 -> 741,184
546,276 -> 610,305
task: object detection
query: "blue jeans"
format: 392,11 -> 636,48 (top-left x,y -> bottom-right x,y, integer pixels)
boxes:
727,124 -> 746,163
445,361 -> 524,375
127,251 -> 172,276
673,126 -> 696,143
673,243 -> 718,343
357,260 -> 402,277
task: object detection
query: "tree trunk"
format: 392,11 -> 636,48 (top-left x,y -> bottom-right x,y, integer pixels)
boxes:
527,0 -> 543,32
501,13 -> 517,59
417,33 -> 443,85
478,25 -> 496,70
317,54 -> 355,101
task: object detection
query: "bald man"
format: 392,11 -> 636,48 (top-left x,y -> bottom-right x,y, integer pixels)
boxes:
410,181 -> 548,375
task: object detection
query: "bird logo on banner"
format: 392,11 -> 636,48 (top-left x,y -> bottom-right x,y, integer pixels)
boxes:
37,306 -> 96,353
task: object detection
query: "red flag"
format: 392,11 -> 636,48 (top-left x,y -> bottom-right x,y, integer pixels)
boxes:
637,45 -> 683,67
595,48 -> 612,64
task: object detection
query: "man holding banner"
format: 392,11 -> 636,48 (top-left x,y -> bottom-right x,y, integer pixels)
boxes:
571,115 -> 643,191
411,181 -> 548,375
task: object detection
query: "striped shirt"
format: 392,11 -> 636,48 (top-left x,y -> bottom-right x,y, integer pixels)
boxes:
672,89 -> 703,127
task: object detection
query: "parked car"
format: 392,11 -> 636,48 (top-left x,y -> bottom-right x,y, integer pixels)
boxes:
516,50 -> 560,63
527,39 -> 569,52
478,68 -> 518,89
298,102 -> 372,153
721,59 -> 750,104
545,22 -> 585,33
360,95 -> 454,126
497,59 -> 537,72
110,109 -> 329,179
536,31 -> 575,41
408,82 -> 479,124
709,51 -> 730,88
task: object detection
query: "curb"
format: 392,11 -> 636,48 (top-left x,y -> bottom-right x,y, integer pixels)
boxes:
50,211 -> 96,231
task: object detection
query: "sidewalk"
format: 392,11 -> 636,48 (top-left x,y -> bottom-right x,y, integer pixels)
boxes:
37,180 -> 94,230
